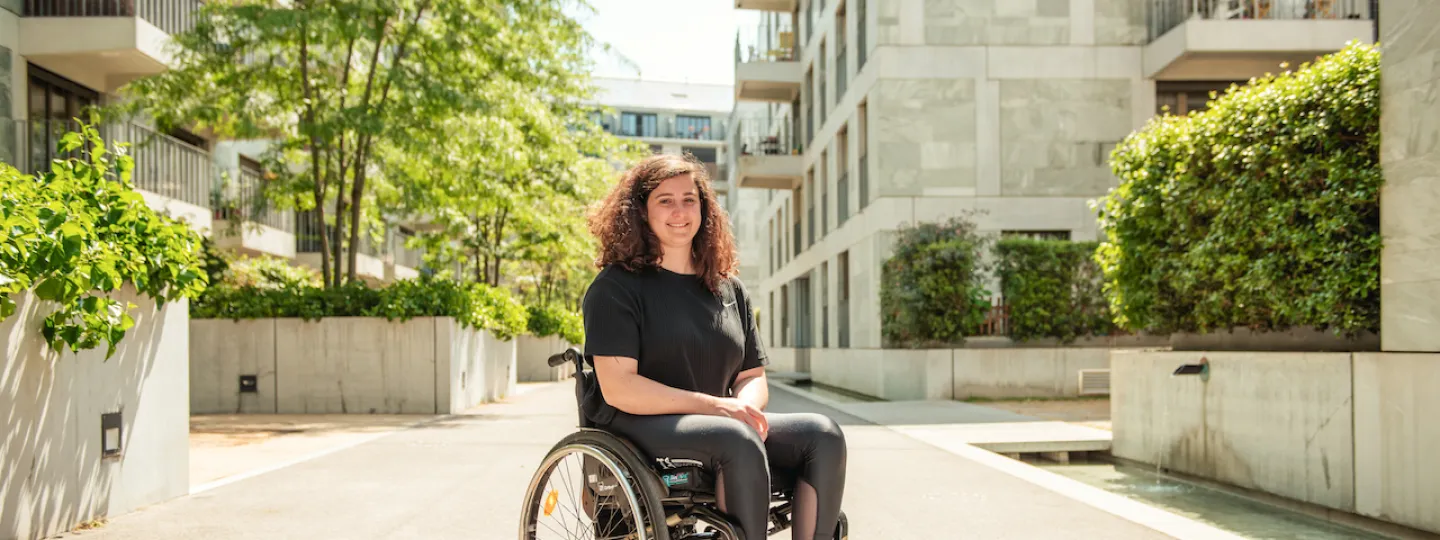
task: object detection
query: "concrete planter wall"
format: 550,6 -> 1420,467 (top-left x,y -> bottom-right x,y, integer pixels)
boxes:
516,335 -> 576,382
789,347 -> 1114,401
1111,350 -> 1440,534
190,317 -> 516,415
2,289 -> 190,540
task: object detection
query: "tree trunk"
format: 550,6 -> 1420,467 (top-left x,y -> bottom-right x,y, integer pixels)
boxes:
297,4 -> 332,288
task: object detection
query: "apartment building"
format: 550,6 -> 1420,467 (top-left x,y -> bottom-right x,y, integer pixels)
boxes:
729,0 -> 1378,351
589,77 -> 771,282
0,1 -> 425,284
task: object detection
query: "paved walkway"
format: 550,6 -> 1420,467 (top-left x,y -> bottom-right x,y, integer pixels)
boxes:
55,382 -> 1222,539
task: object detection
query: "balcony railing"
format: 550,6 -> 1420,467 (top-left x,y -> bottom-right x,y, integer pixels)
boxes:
736,19 -> 797,64
24,0 -> 203,36
215,167 -> 294,232
2,118 -> 214,209
1148,0 -> 1371,40
295,212 -> 381,258
605,122 -> 726,141
735,115 -> 799,156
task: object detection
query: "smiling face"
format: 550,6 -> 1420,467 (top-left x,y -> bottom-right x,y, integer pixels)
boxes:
645,173 -> 703,251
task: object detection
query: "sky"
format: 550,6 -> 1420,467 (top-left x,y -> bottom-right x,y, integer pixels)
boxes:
574,0 -> 761,86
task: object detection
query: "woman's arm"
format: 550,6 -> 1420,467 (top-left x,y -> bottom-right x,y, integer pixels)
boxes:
595,355 -> 768,436
593,355 -> 719,415
732,367 -> 769,411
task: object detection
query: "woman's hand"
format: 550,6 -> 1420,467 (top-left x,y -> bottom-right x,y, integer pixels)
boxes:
709,397 -> 769,441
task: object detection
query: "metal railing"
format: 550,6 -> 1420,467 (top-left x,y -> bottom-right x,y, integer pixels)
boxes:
1148,0 -> 1371,40
736,19 -> 797,64
1,118 -> 214,209
735,115 -> 799,156
24,0 -> 203,36
605,121 -> 727,141
216,167 -> 294,232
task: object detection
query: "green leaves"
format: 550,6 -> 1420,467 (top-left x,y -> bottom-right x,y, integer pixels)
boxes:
0,123 -> 209,357
880,214 -> 993,348
193,270 -> 540,341
1098,42 -> 1381,337
994,239 -> 1115,343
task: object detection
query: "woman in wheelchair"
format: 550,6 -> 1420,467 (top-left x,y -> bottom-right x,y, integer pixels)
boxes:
561,153 -> 849,540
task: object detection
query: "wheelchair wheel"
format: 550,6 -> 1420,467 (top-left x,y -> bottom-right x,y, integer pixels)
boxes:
520,432 -> 659,540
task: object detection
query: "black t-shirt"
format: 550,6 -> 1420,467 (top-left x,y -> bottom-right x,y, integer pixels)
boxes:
581,264 -> 768,398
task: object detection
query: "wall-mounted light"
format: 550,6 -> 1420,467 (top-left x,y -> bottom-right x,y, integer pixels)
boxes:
239,375 -> 258,393
101,411 -> 123,458
1172,357 -> 1211,382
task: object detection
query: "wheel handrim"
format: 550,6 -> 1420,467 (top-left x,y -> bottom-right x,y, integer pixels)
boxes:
520,444 -> 651,540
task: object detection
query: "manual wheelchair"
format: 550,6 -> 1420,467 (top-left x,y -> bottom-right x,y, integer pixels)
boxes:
519,348 -> 849,540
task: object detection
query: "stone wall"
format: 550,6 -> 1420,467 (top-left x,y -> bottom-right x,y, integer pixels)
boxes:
1379,0 -> 1440,353
2,289 -> 191,540
999,79 -> 1132,196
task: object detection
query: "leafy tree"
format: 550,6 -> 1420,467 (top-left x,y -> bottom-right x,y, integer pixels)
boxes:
116,0 -> 618,289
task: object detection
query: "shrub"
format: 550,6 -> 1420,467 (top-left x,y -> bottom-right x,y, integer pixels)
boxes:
1097,42 -> 1381,336
526,304 -> 584,344
879,214 -> 992,348
994,239 -> 1115,343
194,277 -> 530,339
0,124 -> 208,357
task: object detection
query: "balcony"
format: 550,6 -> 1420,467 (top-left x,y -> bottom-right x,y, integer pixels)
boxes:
213,167 -> 298,260
734,116 -> 803,190
1144,0 -> 1376,81
2,118 -> 214,231
19,0 -> 200,92
735,0 -> 796,11
735,22 -> 803,103
294,213 -> 387,283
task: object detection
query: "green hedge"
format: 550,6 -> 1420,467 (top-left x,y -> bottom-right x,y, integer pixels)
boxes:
1097,42 -> 1381,337
994,239 -> 1114,343
880,216 -> 992,348
194,276 -> 530,340
1,124 -> 208,357
526,304 -> 584,344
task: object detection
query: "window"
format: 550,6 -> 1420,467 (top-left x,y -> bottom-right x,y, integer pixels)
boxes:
819,149 -> 828,237
27,67 -> 99,173
621,112 -> 659,137
675,115 -> 712,140
820,262 -> 829,348
1002,230 -> 1072,241
838,251 -> 850,348
837,127 -> 850,225
857,101 -> 869,210
1156,81 -> 1243,116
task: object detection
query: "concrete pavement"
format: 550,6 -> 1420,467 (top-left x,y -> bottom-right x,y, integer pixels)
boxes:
56,381 -> 1199,539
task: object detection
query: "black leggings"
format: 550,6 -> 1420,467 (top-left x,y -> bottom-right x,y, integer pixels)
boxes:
604,411 -> 847,540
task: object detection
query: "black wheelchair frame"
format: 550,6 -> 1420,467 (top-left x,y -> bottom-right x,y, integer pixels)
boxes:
518,347 -> 848,540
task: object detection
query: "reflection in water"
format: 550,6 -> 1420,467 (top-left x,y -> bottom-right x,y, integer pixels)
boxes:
1039,462 -> 1394,540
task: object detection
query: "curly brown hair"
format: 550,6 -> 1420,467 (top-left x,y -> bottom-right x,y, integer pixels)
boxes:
587,153 -> 738,294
